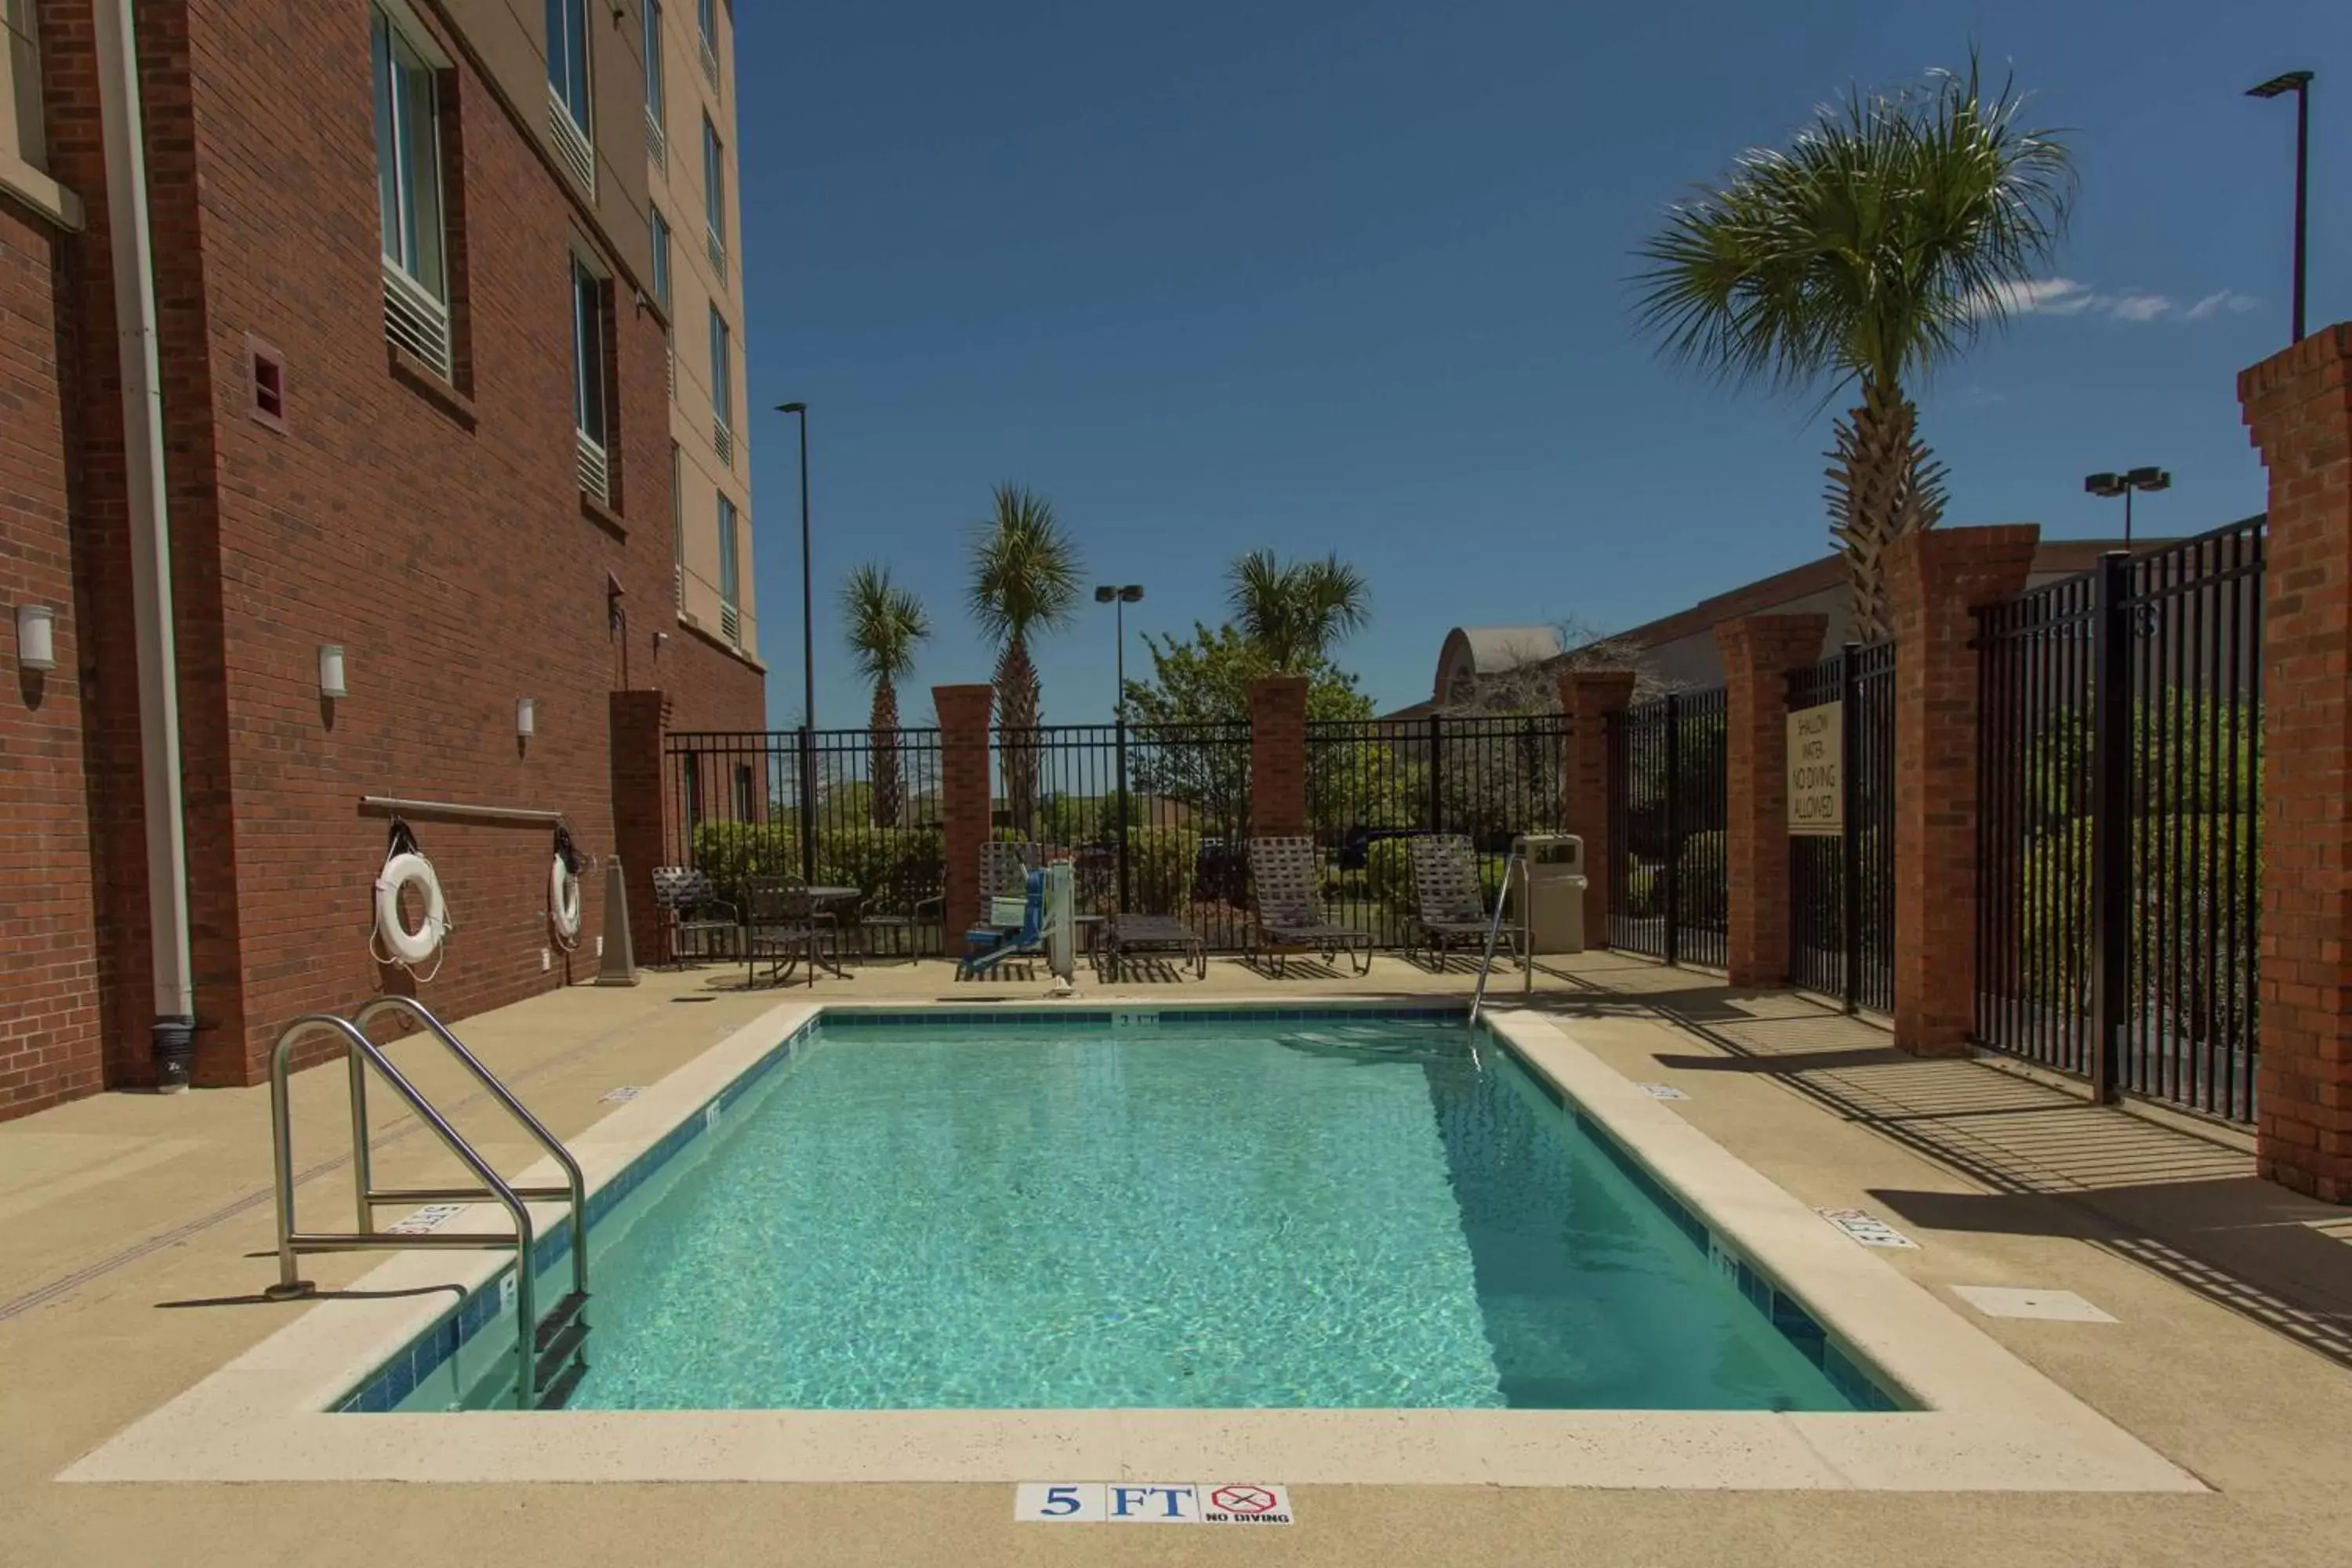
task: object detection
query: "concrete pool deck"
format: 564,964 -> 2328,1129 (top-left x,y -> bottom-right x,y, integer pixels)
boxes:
5,953 -> 2352,1565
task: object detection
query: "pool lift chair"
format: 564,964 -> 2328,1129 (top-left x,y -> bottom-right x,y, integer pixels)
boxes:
956,862 -> 1076,982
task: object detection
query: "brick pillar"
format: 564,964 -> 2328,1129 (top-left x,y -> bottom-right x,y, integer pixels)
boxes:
1886,526 -> 2038,1057
2241,325 -> 2352,1203
1249,674 -> 1309,835
1716,615 -> 1828,986
935,684 -> 996,931
1559,669 -> 1636,942
608,688 -> 673,965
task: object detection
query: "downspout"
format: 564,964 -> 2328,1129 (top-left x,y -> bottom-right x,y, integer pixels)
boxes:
92,0 -> 198,1088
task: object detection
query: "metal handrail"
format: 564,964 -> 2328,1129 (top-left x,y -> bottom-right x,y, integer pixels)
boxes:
266,1014 -> 542,1406
348,996 -> 590,1301
1467,853 -> 1526,1032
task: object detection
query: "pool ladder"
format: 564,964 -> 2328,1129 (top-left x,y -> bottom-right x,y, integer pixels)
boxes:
1467,852 -> 1532,1032
265,996 -> 591,1410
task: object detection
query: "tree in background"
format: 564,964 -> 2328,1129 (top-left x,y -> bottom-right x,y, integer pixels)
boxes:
1633,58 -> 2072,641
1226,549 -> 1372,671
967,484 -> 1081,833
841,564 -> 931,827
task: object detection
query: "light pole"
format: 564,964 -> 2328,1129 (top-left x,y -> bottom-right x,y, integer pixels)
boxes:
779,401 -> 815,882
1095,583 -> 1143,914
2084,466 -> 2170,548
2246,70 -> 2314,344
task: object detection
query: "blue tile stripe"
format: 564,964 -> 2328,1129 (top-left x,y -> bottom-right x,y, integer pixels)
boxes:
339,1005 -> 1900,1415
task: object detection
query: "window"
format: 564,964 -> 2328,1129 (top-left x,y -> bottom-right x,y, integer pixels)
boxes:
717,490 -> 739,641
372,5 -> 452,376
702,113 -> 726,272
708,306 -> 732,463
732,764 -> 754,821
544,0 -> 593,189
641,0 -> 666,165
572,254 -> 612,502
670,441 -> 684,605
648,205 -> 671,310
695,0 -> 718,85
4,0 -> 77,226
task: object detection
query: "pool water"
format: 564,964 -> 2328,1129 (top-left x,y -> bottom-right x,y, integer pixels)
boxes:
540,1017 -> 1864,1413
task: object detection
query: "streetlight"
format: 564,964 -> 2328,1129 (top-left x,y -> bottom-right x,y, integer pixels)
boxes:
778,401 -> 815,882
2084,466 -> 2170,547
2246,70 -> 2314,344
1094,583 -> 1143,914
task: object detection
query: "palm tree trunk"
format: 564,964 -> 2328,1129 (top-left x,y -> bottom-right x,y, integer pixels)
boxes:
995,637 -> 1040,836
870,681 -> 902,829
1824,376 -> 1948,643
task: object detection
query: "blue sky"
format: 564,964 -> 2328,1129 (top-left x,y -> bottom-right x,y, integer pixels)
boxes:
732,0 -> 2348,728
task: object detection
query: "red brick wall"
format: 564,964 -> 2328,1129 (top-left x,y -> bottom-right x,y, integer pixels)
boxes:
2240,324 -> 2352,1203
15,0 -> 760,1103
0,195 -> 103,1119
1885,525 -> 2037,1058
1247,675 -> 1308,836
935,684 -> 993,934
1716,615 -> 1826,987
1558,669 -> 1634,941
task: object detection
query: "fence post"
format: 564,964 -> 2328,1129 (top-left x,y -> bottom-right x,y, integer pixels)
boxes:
1715,615 -> 1828,987
1248,675 -> 1309,836
2090,552 -> 2134,1103
1559,670 -> 1636,946
1662,694 -> 1682,966
2240,323 -> 2352,1202
1115,715 -> 1131,915
934,684 -> 996,937
797,724 -> 818,884
1838,641 -> 1861,1013
607,689 -> 673,968
1886,525 -> 2041,1058
1426,713 -> 1444,833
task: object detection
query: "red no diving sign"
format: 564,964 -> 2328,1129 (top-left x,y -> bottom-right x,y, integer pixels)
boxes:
1210,1486 -> 1277,1515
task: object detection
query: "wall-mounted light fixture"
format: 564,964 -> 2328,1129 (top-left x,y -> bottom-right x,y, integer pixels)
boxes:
16,604 -> 56,672
318,644 -> 347,699
516,697 -> 537,739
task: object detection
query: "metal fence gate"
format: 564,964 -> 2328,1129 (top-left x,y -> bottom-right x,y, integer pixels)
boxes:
1974,516 -> 2264,1122
1304,713 -> 1571,948
1787,642 -> 1896,1012
1606,688 -> 1729,967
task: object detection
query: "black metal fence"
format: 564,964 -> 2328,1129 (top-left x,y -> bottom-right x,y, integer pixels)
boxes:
1606,688 -> 1729,967
1302,713 -> 1571,947
1975,515 -> 2264,1122
1788,641 -> 1896,1012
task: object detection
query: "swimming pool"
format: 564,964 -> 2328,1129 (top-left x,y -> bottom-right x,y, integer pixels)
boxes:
363,1007 -> 1893,1415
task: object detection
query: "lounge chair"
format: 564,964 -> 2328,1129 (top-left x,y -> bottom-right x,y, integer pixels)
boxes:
1247,836 -> 1373,976
650,866 -> 739,966
742,876 -> 835,989
853,856 -> 945,964
1098,914 -> 1207,981
1406,833 -> 1513,971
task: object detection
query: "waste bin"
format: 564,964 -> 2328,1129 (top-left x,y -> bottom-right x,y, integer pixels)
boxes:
1511,833 -> 1588,954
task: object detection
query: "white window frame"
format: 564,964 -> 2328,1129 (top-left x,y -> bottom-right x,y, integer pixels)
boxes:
544,0 -> 595,192
702,112 -> 727,275
372,2 -> 454,379
717,489 -> 740,640
641,0 -> 666,167
670,441 -> 685,606
708,305 -> 732,464
571,247 -> 613,503
648,203 -> 671,311
696,0 -> 719,87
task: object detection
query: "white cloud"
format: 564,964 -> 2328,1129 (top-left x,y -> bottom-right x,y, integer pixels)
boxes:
2106,293 -> 2172,322
2186,290 -> 2260,320
1987,278 -> 2095,315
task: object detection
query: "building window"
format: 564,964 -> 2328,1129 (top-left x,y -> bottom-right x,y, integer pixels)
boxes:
670,441 -> 684,606
702,113 -> 726,274
696,0 -> 719,86
648,205 -> 671,310
717,491 -> 739,641
572,253 -> 612,503
708,306 -> 732,464
733,763 -> 754,821
372,5 -> 452,378
544,0 -> 593,189
4,0 -> 74,223
641,0 -> 666,166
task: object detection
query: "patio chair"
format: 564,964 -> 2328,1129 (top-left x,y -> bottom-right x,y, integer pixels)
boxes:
651,866 -> 739,967
742,876 -> 835,989
1098,913 -> 1207,982
1247,836 -> 1372,976
855,856 -> 945,965
1406,833 -> 1513,971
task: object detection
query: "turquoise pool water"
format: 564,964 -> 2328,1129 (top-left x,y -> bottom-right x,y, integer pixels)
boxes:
506,1015 -> 1871,1413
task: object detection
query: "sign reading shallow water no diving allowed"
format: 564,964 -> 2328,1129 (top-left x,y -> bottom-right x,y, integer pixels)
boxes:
1788,701 -> 1842,836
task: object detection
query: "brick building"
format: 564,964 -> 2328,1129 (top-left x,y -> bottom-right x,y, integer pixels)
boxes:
0,0 -> 762,1120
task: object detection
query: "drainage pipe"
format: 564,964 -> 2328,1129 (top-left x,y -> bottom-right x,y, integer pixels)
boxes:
93,0 -> 198,1087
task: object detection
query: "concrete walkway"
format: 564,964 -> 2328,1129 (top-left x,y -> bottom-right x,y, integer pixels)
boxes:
3,953 -> 2349,1566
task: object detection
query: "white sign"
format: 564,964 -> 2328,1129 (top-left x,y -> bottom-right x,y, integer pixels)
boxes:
1015,1483 -> 1293,1526
1816,1207 -> 1918,1249
1637,1082 -> 1689,1100
1788,702 -> 1843,836
387,1203 -> 465,1235
600,1086 -> 643,1103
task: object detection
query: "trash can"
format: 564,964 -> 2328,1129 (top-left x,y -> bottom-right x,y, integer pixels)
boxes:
1511,833 -> 1588,954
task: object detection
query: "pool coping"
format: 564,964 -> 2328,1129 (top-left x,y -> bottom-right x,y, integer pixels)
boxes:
59,997 -> 2201,1493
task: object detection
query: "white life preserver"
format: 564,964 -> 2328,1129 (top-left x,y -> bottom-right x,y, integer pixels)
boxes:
550,854 -> 582,940
374,851 -> 448,966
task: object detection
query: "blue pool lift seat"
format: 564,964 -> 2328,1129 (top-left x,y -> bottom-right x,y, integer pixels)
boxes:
957,869 -> 1044,978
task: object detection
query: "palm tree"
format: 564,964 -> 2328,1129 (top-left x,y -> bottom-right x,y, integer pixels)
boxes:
1226,549 -> 1372,672
1632,60 -> 2073,641
967,483 -> 1080,833
840,564 -> 930,828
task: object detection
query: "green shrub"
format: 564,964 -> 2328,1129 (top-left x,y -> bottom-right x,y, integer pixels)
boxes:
1365,837 -> 1415,909
814,826 -> 943,913
690,820 -> 800,906
1623,862 -> 1661,920
1124,826 -> 1201,916
1676,830 -> 1726,929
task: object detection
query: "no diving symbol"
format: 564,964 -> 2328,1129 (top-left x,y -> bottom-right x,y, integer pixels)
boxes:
1210,1486 -> 1275,1515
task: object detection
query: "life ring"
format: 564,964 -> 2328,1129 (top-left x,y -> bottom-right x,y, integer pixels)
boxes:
374,851 -> 448,966
550,854 -> 582,940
